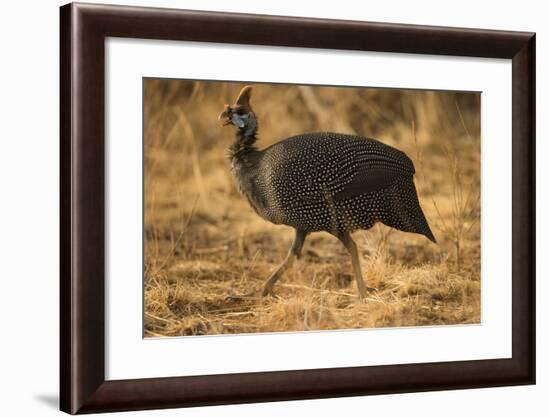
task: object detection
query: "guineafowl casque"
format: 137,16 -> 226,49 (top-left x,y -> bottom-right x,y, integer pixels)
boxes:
218,85 -> 436,299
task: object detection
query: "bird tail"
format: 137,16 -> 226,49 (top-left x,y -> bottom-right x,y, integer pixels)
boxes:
387,176 -> 437,243
418,213 -> 437,243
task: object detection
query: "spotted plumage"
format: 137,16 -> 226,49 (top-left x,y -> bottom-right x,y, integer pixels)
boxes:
219,86 -> 436,299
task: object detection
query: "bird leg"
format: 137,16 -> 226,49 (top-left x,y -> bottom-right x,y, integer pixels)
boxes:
261,230 -> 307,297
338,232 -> 371,300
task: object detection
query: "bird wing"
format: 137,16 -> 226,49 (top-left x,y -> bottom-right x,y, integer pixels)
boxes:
331,147 -> 416,200
264,134 -> 415,204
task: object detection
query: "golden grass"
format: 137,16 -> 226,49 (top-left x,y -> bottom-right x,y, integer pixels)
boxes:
143,80 -> 481,337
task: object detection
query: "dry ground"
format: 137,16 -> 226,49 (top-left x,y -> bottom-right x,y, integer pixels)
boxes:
143,80 -> 481,337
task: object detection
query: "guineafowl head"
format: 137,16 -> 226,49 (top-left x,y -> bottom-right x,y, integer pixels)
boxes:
218,85 -> 257,138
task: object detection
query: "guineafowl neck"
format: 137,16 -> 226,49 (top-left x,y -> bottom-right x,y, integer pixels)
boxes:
228,129 -> 259,161
228,129 -> 263,213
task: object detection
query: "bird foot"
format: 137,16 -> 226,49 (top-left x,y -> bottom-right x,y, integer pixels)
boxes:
357,286 -> 378,301
225,287 -> 279,302
224,289 -> 261,302
261,286 -> 281,299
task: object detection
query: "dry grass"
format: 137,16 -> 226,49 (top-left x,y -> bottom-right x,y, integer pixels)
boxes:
143,80 -> 481,337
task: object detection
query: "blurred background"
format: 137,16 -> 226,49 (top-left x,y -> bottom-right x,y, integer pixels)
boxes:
143,80 -> 480,337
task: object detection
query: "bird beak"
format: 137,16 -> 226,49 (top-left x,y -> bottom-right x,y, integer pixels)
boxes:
218,105 -> 232,126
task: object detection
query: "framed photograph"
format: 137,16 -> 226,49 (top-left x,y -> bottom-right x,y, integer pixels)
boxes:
60,2 -> 535,414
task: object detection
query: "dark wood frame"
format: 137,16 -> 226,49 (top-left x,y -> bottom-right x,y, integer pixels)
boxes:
60,2 -> 536,414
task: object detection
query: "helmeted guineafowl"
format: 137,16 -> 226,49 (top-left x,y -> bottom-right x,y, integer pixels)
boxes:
218,85 -> 436,299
